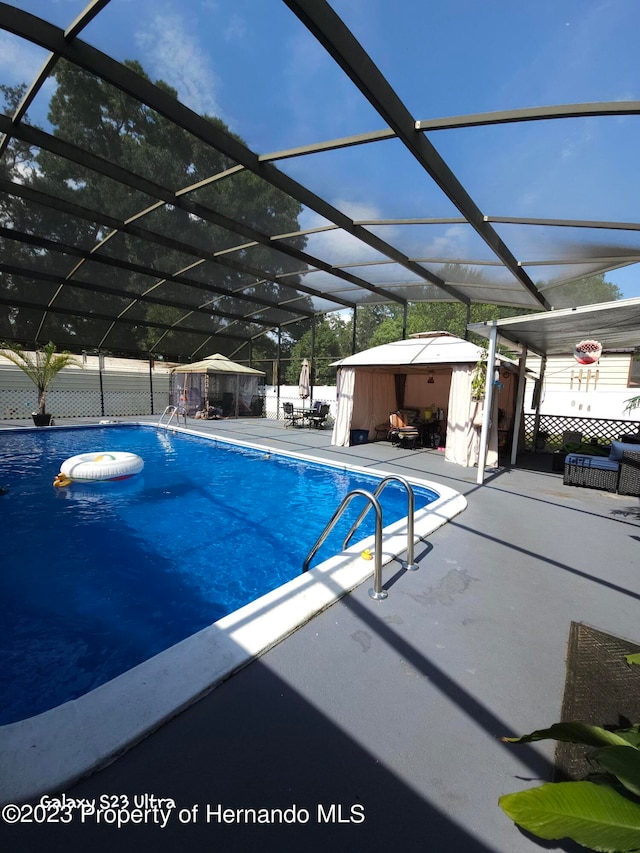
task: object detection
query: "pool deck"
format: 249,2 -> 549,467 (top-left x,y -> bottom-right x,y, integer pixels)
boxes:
1,415 -> 639,852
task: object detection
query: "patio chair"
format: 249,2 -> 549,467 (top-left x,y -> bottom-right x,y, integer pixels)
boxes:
309,403 -> 330,429
282,402 -> 304,428
388,411 -> 421,449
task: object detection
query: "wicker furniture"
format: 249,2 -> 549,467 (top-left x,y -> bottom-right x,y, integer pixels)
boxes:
618,449 -> 640,496
563,455 -> 619,491
564,442 -> 640,495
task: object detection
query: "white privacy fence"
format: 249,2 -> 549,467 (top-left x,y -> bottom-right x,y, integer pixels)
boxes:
0,357 -> 171,420
263,385 -> 337,421
0,355 -> 337,423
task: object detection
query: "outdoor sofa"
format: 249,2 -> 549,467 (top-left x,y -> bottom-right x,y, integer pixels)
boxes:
563,441 -> 640,496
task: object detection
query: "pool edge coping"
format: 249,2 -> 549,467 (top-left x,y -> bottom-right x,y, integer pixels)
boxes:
0,424 -> 467,804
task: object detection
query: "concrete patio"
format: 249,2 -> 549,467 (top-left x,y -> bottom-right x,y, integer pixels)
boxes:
1,415 -> 639,852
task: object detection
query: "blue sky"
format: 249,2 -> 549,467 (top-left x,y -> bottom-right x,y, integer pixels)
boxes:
3,0 -> 640,300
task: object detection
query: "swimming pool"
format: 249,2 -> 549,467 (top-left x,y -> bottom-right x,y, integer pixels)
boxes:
0,421 -> 466,804
1,424 -> 438,725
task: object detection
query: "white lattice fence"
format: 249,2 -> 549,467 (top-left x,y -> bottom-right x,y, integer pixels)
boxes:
524,413 -> 640,449
0,388 -> 38,419
36,389 -> 103,418
0,360 -> 172,419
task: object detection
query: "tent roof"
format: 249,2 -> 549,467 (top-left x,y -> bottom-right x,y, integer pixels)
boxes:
1,2 -> 639,361
333,334 -> 484,368
170,354 -> 264,376
468,297 -> 640,358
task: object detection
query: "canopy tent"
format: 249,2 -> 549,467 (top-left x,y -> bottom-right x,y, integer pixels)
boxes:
331,333 -> 519,468
170,354 -> 265,418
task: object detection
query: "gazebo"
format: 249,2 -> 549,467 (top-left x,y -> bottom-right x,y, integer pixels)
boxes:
170,354 -> 265,418
331,332 -> 519,467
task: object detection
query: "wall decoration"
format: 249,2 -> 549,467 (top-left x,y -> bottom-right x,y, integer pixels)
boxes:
574,340 -> 602,365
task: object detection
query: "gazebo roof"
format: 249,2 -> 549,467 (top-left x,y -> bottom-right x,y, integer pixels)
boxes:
333,333 -> 484,368
170,354 -> 264,376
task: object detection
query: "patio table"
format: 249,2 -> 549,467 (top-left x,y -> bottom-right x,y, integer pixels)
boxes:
293,407 -> 314,427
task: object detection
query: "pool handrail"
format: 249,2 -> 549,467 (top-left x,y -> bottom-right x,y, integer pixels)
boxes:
302,489 -> 387,600
342,474 -> 418,572
158,405 -> 185,428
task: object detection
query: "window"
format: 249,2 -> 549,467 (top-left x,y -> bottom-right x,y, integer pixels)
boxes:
627,354 -> 640,387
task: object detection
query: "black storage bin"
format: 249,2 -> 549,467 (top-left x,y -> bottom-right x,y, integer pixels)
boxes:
350,429 -> 369,445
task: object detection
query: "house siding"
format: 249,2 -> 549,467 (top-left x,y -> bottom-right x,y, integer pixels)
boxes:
525,352 -> 639,421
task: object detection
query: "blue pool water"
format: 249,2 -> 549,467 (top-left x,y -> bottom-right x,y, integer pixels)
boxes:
0,425 -> 437,724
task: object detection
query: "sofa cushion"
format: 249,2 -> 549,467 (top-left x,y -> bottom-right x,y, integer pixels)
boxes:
610,441 -> 640,461
565,453 -> 620,472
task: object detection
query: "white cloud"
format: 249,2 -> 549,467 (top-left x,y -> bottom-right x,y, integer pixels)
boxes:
0,33 -> 46,83
299,201 -> 387,266
423,224 -> 472,260
299,205 -> 473,272
223,14 -> 246,43
282,28 -> 365,145
135,12 -> 222,118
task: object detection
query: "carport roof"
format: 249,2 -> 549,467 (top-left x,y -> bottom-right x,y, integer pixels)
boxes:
468,296 -> 640,358
1,1 -> 639,361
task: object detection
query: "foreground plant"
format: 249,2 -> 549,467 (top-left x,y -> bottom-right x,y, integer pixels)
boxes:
500,654 -> 640,852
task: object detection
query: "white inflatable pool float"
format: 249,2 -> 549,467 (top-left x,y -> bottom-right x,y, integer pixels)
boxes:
54,452 -> 144,486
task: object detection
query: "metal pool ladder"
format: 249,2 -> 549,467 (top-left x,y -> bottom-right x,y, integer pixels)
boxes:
302,475 -> 418,601
158,405 -> 185,428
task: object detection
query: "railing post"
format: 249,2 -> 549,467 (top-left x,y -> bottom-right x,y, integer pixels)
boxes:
368,503 -> 386,600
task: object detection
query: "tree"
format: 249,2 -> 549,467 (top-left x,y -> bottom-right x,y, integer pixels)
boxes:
0,84 -> 34,224
268,264 -> 626,386
367,268 -> 622,348
367,301 -> 525,349
8,60 -> 310,358
541,273 -> 622,308
352,303 -> 397,350
286,315 -> 352,385
0,84 -> 44,342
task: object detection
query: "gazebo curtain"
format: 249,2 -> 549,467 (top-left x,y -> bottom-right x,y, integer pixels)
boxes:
332,368 -> 397,446
445,365 -> 498,467
394,373 -> 406,410
331,367 -> 356,446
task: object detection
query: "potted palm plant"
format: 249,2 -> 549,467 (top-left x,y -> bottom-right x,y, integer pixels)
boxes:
625,396 -> 640,414
0,341 -> 80,426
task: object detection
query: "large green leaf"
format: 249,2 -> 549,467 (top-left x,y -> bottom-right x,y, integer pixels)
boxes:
615,728 -> 640,749
502,722 -> 636,749
499,781 -> 640,852
592,747 -> 640,797
626,653 -> 640,666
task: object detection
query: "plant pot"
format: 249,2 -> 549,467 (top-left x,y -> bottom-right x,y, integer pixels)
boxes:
32,413 -> 53,426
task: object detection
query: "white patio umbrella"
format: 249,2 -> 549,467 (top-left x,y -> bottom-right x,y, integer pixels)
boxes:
298,358 -> 310,400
